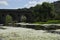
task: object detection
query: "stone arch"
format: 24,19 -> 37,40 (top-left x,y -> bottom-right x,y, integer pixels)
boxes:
0,9 -> 33,24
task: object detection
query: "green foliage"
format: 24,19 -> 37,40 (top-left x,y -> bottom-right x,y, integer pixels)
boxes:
0,1 -> 60,24
46,20 -> 60,24
33,20 -> 60,24
21,15 -> 26,23
31,2 -> 55,22
5,15 -> 12,26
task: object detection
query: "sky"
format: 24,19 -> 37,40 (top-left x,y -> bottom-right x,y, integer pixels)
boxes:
0,0 -> 58,9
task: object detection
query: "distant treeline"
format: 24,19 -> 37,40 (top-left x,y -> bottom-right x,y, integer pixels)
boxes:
0,1 -> 60,24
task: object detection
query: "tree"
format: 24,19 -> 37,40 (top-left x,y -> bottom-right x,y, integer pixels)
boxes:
41,2 -> 54,21
31,2 -> 55,22
5,15 -> 12,26
31,4 -> 42,22
20,15 -> 26,23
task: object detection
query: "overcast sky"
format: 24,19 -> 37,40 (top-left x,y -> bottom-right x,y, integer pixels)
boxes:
0,0 -> 58,9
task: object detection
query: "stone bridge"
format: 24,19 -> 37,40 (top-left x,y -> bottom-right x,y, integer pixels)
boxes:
0,9 -> 33,24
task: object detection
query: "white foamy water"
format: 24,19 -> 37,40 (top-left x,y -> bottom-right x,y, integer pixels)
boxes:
0,26 -> 60,40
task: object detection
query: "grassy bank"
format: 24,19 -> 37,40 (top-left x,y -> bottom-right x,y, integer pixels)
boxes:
33,20 -> 60,24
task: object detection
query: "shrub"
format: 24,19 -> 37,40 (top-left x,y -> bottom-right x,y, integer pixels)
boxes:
5,15 -> 12,26
20,15 -> 26,22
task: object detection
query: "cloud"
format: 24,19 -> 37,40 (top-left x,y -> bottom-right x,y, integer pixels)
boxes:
0,0 -> 8,5
24,1 -> 37,8
24,0 -> 45,8
24,0 -> 58,8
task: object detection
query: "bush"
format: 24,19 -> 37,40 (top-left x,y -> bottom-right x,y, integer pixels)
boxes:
5,15 -> 12,26
20,15 -> 26,22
